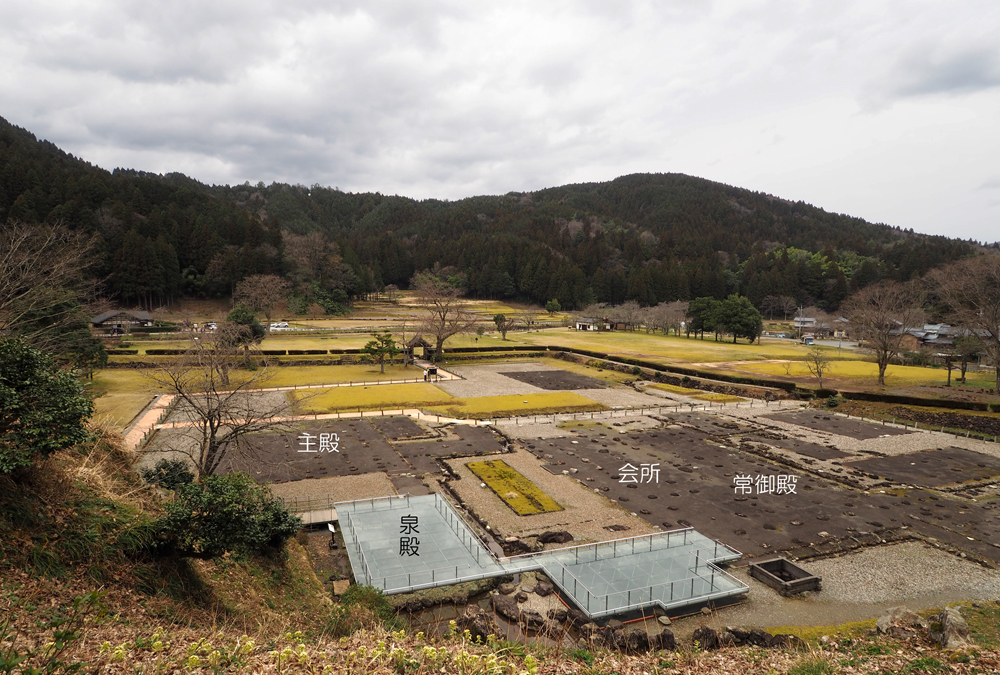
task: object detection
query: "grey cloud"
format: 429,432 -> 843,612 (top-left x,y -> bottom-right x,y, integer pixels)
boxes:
877,45 -> 1000,102
4,1 -> 1000,241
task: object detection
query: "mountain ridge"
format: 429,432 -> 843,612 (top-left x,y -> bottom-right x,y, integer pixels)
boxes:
0,115 -> 974,311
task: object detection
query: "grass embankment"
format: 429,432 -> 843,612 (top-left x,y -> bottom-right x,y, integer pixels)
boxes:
292,384 -> 455,413
89,370 -> 169,430
827,399 -> 1000,438
643,382 -> 745,402
466,459 -> 563,515
645,382 -> 703,395
425,392 -> 605,419
727,360 -> 996,390
520,328 -> 999,393
519,328 -> 816,363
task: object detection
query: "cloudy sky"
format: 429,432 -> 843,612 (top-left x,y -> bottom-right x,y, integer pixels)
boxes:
3,0 -> 1000,241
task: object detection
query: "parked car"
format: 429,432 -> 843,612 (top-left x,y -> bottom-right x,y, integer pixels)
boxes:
204,321 -> 217,331
270,321 -> 290,330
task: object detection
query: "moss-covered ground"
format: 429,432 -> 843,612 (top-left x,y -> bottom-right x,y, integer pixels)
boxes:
466,459 -> 563,515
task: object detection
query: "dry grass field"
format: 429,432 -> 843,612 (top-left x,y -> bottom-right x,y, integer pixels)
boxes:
424,391 -> 605,419
291,383 -> 454,413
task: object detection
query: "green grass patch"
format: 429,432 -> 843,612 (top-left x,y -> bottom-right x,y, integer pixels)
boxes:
425,392 -> 605,419
292,383 -> 454,413
900,656 -> 949,673
765,619 -> 876,645
964,600 -> 1000,648
788,658 -> 834,675
466,459 -> 563,515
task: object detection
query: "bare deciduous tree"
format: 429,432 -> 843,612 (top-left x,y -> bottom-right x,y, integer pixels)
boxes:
233,274 -> 292,329
145,338 -> 296,478
580,303 -> 611,329
778,295 -> 797,320
609,300 -> 643,331
0,221 -> 100,348
654,301 -> 688,335
805,347 -> 832,389
412,271 -> 476,360
933,255 -> 1000,392
842,280 -> 923,387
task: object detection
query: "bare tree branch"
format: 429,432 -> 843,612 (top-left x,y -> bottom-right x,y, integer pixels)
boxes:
144,337 -> 296,479
0,221 -> 101,343
932,254 -> 1000,392
842,280 -> 923,387
411,271 -> 476,360
233,274 -> 292,329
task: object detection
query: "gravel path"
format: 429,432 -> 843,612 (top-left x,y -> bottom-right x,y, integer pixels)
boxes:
497,415 -> 662,439
677,541 -> 1000,637
268,472 -> 397,502
575,387 -> 665,408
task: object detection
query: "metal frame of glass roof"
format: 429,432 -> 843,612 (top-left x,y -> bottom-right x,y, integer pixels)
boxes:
337,493 -> 747,619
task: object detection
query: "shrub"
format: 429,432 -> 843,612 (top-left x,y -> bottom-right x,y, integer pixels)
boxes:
325,585 -> 403,636
0,338 -> 93,475
826,395 -> 840,408
141,459 -> 195,490
155,473 -> 301,559
631,366 -> 642,376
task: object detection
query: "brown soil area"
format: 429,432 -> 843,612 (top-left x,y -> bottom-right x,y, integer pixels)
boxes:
762,410 -> 915,440
844,447 -> 1000,487
499,369 -> 608,390
835,400 -> 1000,437
524,415 -> 1000,566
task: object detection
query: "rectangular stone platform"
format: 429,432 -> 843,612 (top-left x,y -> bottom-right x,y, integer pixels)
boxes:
337,493 -> 747,619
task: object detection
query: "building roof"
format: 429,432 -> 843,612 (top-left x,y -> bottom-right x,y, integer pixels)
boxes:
405,335 -> 433,349
91,309 -> 154,324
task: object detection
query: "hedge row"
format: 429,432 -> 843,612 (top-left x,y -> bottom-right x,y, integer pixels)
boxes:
447,345 -> 541,353
144,349 -> 187,355
549,347 -> 797,393
442,352 -> 547,362
840,390 -> 993,412
126,326 -> 180,333
108,349 -> 139,355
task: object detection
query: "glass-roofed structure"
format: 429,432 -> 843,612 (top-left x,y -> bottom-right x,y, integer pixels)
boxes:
338,493 -> 747,619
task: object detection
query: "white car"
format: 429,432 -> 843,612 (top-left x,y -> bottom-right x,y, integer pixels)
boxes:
270,321 -> 290,330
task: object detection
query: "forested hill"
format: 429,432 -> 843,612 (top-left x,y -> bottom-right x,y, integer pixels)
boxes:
0,114 -> 975,312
